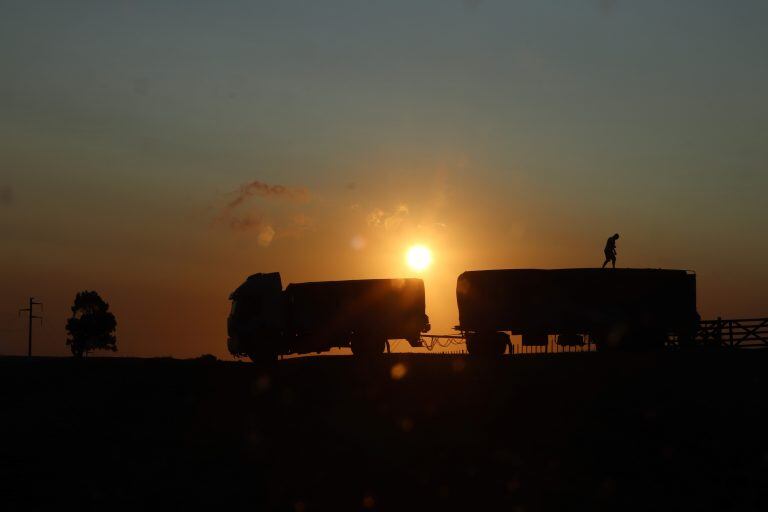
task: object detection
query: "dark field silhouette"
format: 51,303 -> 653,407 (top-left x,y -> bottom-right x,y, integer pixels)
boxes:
1,352 -> 767,511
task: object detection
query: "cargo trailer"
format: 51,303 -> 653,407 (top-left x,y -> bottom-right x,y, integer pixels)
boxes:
456,268 -> 699,354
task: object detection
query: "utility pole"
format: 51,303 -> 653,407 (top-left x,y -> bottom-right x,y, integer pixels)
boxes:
19,297 -> 43,357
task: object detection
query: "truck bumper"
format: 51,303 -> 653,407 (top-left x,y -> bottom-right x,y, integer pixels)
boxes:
227,337 -> 241,356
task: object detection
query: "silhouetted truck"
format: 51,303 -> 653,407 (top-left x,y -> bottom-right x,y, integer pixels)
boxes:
228,273 -> 430,361
456,268 -> 699,354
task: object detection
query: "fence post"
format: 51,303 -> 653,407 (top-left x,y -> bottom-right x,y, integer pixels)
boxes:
715,317 -> 723,346
728,319 -> 734,347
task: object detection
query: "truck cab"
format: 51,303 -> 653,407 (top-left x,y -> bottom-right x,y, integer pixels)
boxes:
227,273 -> 285,360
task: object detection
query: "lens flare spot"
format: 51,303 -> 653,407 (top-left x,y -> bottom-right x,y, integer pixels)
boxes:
406,245 -> 432,272
350,235 -> 366,250
390,362 -> 407,380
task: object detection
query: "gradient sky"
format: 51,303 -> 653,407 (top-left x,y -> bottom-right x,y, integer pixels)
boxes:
2,0 -> 767,358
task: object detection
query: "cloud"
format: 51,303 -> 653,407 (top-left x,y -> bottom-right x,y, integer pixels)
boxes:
215,180 -> 311,246
224,213 -> 275,247
227,180 -> 309,210
0,186 -> 12,205
291,213 -> 315,230
367,204 -> 409,231
367,208 -> 385,227
227,213 -> 265,232
274,213 -> 317,240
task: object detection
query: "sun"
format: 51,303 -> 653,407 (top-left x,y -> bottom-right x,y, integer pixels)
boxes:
406,245 -> 433,272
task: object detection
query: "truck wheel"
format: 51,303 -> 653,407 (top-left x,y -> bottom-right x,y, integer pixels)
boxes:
248,351 -> 277,364
247,339 -> 278,363
492,332 -> 510,355
465,333 -> 480,355
350,335 -> 385,356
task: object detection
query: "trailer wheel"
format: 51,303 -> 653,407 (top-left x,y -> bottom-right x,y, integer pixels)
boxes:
591,319 -> 631,351
592,325 -> 667,351
625,329 -> 667,350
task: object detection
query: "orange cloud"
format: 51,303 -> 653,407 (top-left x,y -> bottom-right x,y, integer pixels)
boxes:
227,180 -> 309,210
215,180 -> 311,247
367,204 -> 409,230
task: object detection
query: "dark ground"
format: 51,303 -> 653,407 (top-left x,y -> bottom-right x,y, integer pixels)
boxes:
1,351 -> 767,511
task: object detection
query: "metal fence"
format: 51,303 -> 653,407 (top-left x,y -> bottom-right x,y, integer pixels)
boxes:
422,317 -> 768,354
695,318 -> 768,349
519,336 -> 595,354
422,334 -> 596,355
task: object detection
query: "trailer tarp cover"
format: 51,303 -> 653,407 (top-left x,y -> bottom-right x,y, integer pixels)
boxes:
457,268 -> 697,333
286,278 -> 427,338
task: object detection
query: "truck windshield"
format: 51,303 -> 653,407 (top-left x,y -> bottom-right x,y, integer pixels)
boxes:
231,299 -> 261,317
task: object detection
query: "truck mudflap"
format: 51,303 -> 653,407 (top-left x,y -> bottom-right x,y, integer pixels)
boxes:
406,317 -> 431,347
406,336 -> 424,348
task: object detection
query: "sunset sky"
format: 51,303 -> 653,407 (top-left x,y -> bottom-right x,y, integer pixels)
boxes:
2,0 -> 767,358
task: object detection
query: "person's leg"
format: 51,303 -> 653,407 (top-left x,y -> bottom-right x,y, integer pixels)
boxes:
611,256 -> 616,268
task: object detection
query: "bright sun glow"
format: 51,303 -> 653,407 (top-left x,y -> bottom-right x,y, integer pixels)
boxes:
406,245 -> 433,272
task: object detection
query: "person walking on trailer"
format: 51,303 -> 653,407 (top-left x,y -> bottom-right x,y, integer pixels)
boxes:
602,233 -> 620,269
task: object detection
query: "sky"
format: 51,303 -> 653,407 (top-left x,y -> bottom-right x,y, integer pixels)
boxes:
1,0 -> 767,358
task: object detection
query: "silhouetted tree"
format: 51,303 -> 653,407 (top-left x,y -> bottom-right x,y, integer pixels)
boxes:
65,291 -> 117,357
